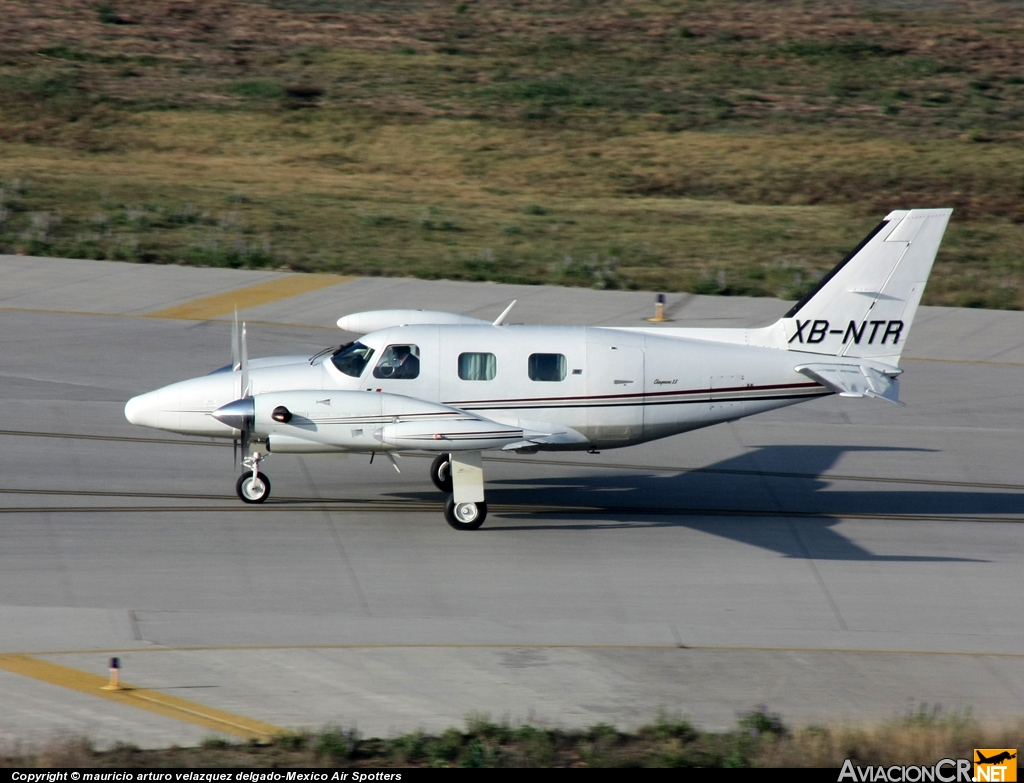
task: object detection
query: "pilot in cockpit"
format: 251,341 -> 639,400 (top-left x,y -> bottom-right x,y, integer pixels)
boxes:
372,344 -> 421,379
391,345 -> 419,379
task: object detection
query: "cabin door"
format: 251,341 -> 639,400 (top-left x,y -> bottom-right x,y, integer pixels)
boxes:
585,344 -> 644,444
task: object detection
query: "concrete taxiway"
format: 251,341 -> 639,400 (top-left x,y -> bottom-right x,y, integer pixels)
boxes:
0,255 -> 1022,748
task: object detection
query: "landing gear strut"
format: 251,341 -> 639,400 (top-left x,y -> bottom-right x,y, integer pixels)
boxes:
430,453 -> 453,493
443,451 -> 487,531
236,452 -> 271,504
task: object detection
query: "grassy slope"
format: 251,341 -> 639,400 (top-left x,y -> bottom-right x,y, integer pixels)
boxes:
7,711 -> 1024,768
1,0 -> 1023,307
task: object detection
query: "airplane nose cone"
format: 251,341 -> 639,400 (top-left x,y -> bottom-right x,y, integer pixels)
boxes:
125,391 -> 160,428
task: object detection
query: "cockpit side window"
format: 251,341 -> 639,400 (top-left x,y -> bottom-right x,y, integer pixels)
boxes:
373,344 -> 421,379
331,341 -> 375,378
528,353 -> 567,382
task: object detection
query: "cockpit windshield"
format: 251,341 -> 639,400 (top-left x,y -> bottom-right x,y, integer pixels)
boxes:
330,341 -> 375,378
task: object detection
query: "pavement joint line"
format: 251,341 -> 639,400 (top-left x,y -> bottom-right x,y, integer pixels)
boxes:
0,654 -> 286,741
0,306 -> 342,330
12,644 -> 1024,659
901,357 -> 1024,367
0,429 -> 228,447
143,273 -> 356,320
1,503 -> 1021,525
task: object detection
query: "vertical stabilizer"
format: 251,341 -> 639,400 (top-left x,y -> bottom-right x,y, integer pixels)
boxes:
781,208 -> 951,365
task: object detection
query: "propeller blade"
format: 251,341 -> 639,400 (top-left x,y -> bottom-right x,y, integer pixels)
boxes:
233,438 -> 239,468
240,321 -> 250,398
231,309 -> 240,371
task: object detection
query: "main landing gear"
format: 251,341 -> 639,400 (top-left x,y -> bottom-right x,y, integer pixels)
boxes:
430,453 -> 454,493
236,452 -> 271,504
444,497 -> 487,530
434,451 -> 487,531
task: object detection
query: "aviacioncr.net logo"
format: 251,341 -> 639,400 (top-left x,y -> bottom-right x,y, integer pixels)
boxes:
839,758 -> 972,782
974,749 -> 1017,782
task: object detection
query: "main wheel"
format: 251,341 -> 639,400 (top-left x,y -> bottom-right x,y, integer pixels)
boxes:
430,453 -> 453,493
236,472 -> 271,504
444,496 -> 487,530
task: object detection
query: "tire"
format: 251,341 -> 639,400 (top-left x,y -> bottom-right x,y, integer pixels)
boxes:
430,453 -> 453,493
236,472 -> 271,504
444,496 -> 487,530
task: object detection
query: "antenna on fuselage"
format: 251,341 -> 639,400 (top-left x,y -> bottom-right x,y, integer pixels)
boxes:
492,300 -> 517,326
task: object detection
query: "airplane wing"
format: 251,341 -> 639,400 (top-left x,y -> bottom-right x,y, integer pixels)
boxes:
382,416 -> 526,450
499,417 -> 591,452
385,415 -> 588,452
795,362 -> 903,404
237,389 -> 587,454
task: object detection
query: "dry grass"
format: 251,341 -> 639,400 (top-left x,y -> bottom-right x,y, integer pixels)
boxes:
765,712 -> 1024,767
3,711 -> 1022,768
2,0 -> 1024,307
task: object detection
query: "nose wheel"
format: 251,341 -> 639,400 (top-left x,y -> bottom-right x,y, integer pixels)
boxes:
237,472 -> 271,503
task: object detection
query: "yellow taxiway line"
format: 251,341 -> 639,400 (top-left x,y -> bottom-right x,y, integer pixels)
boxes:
144,273 -> 355,321
0,654 -> 286,741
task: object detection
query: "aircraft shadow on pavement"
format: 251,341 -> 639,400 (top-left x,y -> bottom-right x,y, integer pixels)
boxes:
415,445 -> 1019,561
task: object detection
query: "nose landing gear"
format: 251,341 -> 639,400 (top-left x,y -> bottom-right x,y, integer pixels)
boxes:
236,451 -> 271,504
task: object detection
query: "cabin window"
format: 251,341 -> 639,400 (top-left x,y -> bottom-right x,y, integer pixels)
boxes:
331,341 -> 375,378
458,352 -> 497,381
528,353 -> 567,382
373,344 -> 421,379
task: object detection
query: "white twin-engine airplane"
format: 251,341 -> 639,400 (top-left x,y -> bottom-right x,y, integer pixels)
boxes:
125,209 -> 951,529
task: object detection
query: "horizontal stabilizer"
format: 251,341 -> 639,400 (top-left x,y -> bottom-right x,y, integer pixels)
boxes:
796,362 -> 903,404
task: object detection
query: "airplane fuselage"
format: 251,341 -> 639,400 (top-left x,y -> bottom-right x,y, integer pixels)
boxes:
127,324 -> 830,450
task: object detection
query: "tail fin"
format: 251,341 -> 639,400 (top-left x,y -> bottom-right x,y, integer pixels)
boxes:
782,208 -> 952,365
